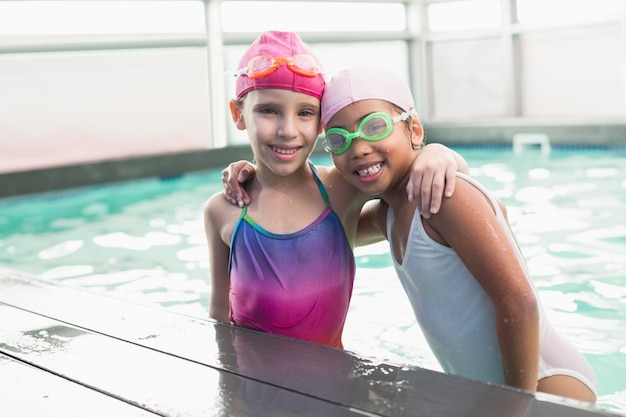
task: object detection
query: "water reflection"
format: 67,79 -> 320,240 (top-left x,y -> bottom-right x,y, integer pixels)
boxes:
213,324 -> 361,416
211,324 -> 535,417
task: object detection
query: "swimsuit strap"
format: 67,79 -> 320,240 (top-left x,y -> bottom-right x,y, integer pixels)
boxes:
308,161 -> 331,207
240,196 -> 249,218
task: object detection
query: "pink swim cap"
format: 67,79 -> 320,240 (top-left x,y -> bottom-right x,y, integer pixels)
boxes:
321,66 -> 417,128
235,31 -> 325,100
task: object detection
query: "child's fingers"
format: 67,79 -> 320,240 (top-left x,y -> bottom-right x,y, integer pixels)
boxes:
444,166 -> 456,198
426,167 -> 455,215
235,166 -> 253,205
238,188 -> 251,206
221,165 -> 246,207
407,174 -> 432,219
223,192 -> 241,207
221,185 -> 242,207
224,161 -> 258,204
426,173 -> 443,215
406,176 -> 415,202
237,167 -> 252,182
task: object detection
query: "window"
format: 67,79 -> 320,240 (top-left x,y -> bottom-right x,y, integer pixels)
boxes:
516,0 -> 623,25
0,1 -> 204,35
427,0 -> 501,32
221,1 -> 406,33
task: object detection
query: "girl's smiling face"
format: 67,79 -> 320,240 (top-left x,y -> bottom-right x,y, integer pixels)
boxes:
328,99 -> 423,197
231,88 -> 322,178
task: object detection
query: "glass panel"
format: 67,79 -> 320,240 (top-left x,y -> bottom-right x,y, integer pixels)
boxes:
519,26 -> 624,118
0,1 -> 205,35
0,49 -> 211,168
221,1 -> 406,33
224,41 -> 408,144
430,38 -> 508,119
517,0 -> 624,25
427,0 -> 501,32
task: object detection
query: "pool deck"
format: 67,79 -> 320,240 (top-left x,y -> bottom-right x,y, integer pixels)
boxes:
0,268 -> 619,417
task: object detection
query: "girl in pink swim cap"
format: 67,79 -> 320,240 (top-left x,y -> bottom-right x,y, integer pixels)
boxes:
205,31 -> 468,348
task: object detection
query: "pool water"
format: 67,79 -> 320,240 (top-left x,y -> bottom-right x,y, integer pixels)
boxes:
1,147 -> 625,413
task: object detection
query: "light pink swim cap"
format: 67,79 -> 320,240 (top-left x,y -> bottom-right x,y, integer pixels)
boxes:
321,65 -> 417,128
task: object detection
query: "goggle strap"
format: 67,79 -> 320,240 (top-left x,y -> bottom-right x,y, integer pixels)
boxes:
235,54 -> 321,79
393,111 -> 411,122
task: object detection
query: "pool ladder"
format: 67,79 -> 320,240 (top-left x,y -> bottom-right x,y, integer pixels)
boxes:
512,133 -> 551,155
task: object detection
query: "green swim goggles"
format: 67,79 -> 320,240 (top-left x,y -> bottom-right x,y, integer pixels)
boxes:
323,111 -> 411,155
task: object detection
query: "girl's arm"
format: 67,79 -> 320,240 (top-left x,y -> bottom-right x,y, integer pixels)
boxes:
222,144 -> 468,212
204,193 -> 235,323
355,200 -> 389,247
425,179 -> 540,392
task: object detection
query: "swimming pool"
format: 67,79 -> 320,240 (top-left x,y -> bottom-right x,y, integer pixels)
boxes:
1,146 -> 625,413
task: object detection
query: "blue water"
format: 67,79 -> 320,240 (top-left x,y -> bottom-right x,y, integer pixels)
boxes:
1,147 -> 625,413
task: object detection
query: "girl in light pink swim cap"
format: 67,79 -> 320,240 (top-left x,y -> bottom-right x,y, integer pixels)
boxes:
322,65 -> 597,403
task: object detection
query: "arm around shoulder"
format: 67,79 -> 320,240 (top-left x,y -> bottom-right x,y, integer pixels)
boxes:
356,200 -> 388,247
407,143 -> 469,218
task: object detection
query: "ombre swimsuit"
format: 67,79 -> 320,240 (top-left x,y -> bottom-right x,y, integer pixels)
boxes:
228,163 -> 355,348
387,173 -> 597,394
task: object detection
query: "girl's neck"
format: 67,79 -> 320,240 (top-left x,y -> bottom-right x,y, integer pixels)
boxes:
381,171 -> 413,211
243,160 -> 327,234
255,161 -> 313,192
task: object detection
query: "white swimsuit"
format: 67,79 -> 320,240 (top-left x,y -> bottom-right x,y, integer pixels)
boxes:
387,173 -> 597,394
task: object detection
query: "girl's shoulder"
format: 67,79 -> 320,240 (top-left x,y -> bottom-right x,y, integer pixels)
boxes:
448,174 -> 494,209
204,192 -> 241,226
424,174 -> 499,235
313,164 -> 364,199
316,166 -> 370,201
309,163 -> 333,178
312,164 -> 369,224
